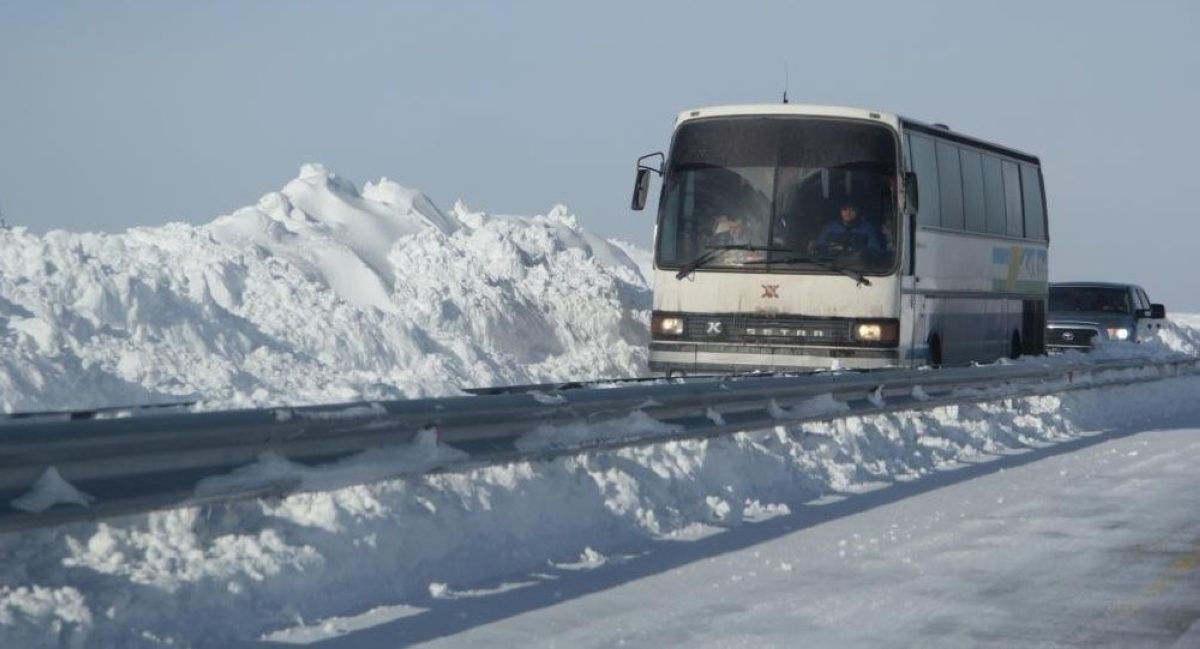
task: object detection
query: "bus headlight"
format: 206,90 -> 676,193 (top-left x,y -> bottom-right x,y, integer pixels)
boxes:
652,313 -> 684,336
1106,327 -> 1130,341
852,320 -> 899,345
856,324 -> 883,341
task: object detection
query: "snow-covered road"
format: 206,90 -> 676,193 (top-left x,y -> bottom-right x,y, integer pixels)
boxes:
279,423 -> 1200,648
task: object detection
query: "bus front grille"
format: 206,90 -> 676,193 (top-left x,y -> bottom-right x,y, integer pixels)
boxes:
682,314 -> 853,346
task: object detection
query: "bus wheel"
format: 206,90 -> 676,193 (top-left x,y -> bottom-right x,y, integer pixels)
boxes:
929,334 -> 943,368
1010,331 -> 1022,360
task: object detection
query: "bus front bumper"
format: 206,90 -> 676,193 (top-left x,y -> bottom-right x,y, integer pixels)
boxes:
649,342 -> 900,374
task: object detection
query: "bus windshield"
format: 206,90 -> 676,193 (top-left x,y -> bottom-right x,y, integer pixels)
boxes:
656,116 -> 899,275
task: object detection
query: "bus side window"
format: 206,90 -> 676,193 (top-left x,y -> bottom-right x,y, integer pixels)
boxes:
1020,164 -> 1046,240
1002,161 -> 1024,238
959,148 -> 986,233
982,155 -> 1006,235
907,133 -> 940,227
936,140 -> 965,230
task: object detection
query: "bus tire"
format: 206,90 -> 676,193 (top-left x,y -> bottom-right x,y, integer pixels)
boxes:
1010,331 -> 1022,360
929,334 -> 943,368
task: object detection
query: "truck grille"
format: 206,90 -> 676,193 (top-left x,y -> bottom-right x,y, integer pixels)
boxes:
1047,327 -> 1096,346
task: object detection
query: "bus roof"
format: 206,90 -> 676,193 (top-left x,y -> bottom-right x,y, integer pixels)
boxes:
675,104 -> 900,129
676,104 -> 1040,166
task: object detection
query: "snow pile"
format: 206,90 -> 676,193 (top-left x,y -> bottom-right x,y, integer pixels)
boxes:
0,164 -> 650,413
1160,313 -> 1200,354
3,373 -> 1200,648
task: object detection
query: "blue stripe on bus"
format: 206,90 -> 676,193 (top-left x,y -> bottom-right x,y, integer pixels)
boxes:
992,247 -> 1011,264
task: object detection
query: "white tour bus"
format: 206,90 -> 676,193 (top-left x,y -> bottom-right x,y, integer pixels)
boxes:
631,104 -> 1049,373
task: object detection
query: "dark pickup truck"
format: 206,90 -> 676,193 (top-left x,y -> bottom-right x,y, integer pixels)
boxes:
1046,282 -> 1166,352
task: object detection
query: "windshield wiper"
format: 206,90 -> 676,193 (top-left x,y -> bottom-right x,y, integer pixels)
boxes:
674,245 -> 791,280
737,255 -> 873,287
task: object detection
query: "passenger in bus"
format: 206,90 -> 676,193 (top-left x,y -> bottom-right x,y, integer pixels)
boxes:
711,214 -> 749,243
709,213 -> 768,261
811,203 -> 884,255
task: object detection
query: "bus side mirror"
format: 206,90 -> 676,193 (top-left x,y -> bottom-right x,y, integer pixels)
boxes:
904,172 -> 919,215
632,168 -> 651,211
1151,303 -> 1166,319
631,152 -> 664,211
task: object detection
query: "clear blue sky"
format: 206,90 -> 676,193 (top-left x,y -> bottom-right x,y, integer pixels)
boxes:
2,1 -> 1198,308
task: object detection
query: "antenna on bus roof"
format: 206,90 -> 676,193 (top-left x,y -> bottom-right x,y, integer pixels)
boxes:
782,62 -> 789,104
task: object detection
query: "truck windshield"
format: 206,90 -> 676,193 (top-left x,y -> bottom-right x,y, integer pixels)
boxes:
656,116 -> 899,275
1049,287 -> 1131,314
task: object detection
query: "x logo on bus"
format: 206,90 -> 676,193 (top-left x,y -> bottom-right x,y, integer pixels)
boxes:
761,284 -> 780,298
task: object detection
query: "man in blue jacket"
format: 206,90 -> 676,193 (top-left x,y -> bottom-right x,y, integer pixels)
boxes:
813,203 -> 884,255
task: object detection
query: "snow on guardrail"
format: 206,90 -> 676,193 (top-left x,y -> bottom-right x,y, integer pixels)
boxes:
0,352 -> 1196,536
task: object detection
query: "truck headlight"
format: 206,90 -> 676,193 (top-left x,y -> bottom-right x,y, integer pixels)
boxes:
1106,327 -> 1130,341
652,314 -> 684,336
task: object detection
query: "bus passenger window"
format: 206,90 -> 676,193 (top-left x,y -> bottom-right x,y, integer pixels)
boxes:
936,141 -> 964,230
907,134 -> 940,227
1002,161 -> 1024,238
960,148 -> 986,233
1020,165 -> 1046,240
982,155 -> 1006,234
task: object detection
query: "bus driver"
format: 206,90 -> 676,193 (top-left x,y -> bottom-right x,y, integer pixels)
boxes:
812,203 -> 884,256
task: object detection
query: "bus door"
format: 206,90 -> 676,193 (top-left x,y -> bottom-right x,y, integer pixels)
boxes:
903,212 -> 925,367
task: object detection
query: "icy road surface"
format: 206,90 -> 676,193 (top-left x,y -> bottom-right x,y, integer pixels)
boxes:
273,426 -> 1200,648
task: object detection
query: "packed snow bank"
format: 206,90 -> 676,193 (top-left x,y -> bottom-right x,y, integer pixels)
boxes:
0,164 -> 650,412
1161,313 -> 1200,354
3,372 -> 1200,648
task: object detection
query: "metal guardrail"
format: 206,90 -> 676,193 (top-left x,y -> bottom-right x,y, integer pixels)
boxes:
0,355 -> 1197,534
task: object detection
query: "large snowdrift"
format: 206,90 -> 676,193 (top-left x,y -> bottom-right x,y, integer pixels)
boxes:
0,164 -> 650,413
